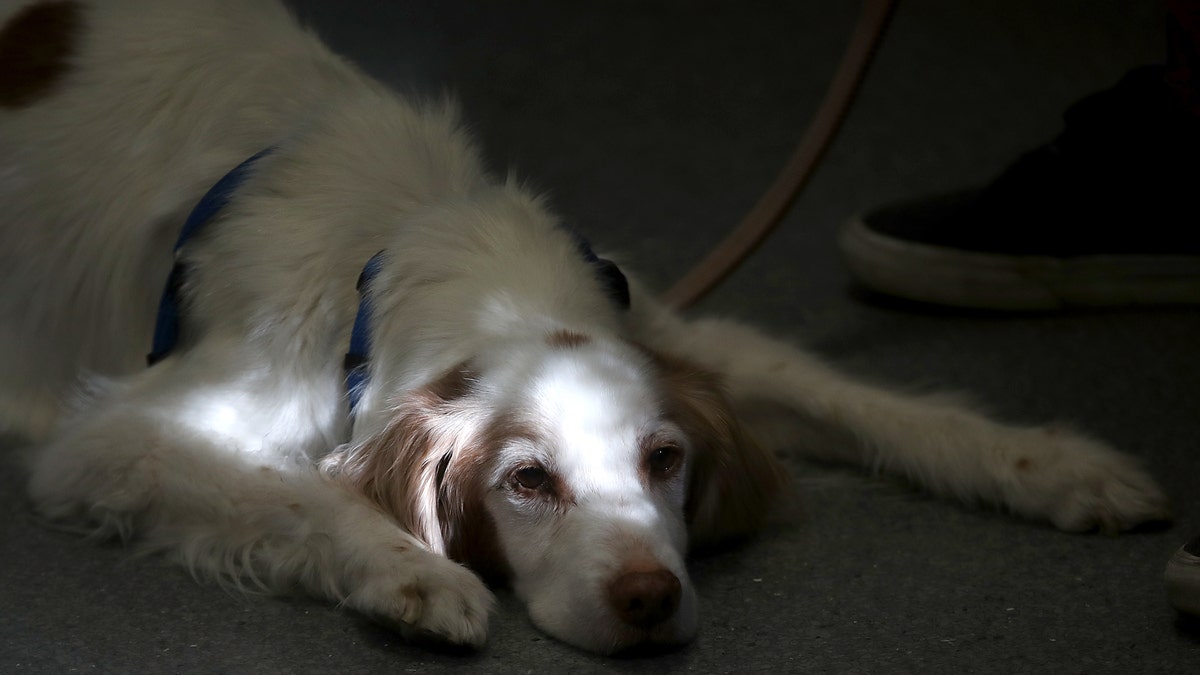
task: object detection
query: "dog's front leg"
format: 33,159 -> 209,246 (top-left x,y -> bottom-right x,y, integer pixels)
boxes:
628,285 -> 1169,532
26,359 -> 493,646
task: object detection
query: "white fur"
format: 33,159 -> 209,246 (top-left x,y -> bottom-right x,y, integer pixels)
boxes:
0,0 -> 1170,655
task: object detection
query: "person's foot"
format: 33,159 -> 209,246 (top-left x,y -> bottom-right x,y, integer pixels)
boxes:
1165,533 -> 1200,617
841,67 -> 1200,310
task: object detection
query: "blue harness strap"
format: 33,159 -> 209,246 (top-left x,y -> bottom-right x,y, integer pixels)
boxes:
343,251 -> 386,414
147,149 -> 274,366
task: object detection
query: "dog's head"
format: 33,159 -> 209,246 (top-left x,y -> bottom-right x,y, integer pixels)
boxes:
321,330 -> 783,654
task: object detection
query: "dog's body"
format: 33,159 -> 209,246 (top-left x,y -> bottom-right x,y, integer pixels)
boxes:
0,0 -> 1171,654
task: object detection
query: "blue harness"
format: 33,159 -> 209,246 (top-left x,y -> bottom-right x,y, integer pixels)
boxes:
149,151 -> 629,416
147,149 -> 274,367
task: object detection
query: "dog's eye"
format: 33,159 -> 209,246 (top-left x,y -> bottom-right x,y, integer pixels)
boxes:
512,466 -> 549,491
646,446 -> 682,478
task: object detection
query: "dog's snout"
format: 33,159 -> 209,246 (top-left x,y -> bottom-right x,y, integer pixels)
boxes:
607,568 -> 682,629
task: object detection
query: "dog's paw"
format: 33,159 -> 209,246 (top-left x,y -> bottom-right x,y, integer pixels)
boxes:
1044,454 -> 1171,534
357,549 -> 494,647
1009,429 -> 1171,533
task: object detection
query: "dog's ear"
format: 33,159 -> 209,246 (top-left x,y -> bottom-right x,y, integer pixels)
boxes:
320,364 -> 503,576
645,348 -> 787,550
437,413 -> 515,584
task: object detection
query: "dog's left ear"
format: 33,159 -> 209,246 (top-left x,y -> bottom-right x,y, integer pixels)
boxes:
643,348 -> 788,549
320,365 -> 504,578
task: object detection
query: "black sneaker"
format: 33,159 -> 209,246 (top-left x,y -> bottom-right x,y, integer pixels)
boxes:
841,67 -> 1200,310
1165,533 -> 1200,617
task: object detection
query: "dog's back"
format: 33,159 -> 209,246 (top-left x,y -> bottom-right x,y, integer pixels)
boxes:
0,0 -> 376,438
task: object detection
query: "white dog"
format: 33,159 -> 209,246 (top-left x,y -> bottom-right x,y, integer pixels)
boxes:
0,0 -> 1171,655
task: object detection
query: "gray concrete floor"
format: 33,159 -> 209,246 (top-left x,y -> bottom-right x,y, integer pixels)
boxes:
3,1 -> 1198,672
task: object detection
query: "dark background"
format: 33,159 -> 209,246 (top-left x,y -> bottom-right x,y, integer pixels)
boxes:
3,1 -> 1197,672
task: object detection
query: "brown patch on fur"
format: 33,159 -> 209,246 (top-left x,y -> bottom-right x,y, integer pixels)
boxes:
0,1 -> 83,108
638,345 -> 787,549
322,362 -> 516,584
1014,457 -> 1032,471
424,363 -> 476,402
545,329 -> 591,349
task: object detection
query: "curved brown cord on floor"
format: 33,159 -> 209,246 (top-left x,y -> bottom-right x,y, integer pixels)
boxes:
662,0 -> 897,310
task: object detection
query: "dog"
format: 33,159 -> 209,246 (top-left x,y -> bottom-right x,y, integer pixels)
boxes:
0,0 -> 1172,655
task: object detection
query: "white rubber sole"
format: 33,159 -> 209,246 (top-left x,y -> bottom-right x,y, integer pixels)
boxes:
839,216 -> 1200,310
1165,541 -> 1200,617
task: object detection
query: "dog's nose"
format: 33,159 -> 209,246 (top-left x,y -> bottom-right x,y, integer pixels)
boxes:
607,568 -> 682,629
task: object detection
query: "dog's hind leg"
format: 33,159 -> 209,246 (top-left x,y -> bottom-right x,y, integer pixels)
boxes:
628,285 -> 1169,532
25,351 -> 493,646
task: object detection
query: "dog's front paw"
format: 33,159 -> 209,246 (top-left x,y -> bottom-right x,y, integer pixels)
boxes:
1010,429 -> 1170,533
355,548 -> 494,647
